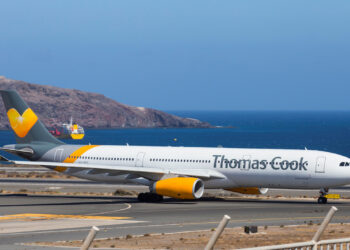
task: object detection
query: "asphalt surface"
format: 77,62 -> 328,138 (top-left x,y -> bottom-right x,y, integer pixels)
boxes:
1,179 -> 350,249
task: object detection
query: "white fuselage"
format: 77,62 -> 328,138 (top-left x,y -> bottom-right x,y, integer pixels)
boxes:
43,145 -> 350,190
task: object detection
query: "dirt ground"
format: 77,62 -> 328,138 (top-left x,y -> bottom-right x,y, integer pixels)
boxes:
0,164 -> 76,179
33,223 -> 350,249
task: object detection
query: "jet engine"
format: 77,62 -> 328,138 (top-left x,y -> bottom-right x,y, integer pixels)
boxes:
225,187 -> 268,195
151,177 -> 204,199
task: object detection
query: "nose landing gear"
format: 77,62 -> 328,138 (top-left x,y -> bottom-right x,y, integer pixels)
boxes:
317,188 -> 329,204
317,196 -> 327,204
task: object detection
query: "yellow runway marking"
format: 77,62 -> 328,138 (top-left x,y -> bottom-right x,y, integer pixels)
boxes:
0,213 -> 131,221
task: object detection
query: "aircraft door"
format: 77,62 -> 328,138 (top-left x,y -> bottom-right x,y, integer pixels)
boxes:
54,149 -> 64,162
135,152 -> 145,167
315,157 -> 326,173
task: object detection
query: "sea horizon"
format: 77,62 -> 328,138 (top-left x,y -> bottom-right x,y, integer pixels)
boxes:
1,110 -> 350,159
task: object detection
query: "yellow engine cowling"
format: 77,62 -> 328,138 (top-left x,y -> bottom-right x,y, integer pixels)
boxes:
152,177 -> 204,199
225,187 -> 268,195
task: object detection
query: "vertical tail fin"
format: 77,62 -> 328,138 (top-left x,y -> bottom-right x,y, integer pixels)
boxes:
0,90 -> 63,145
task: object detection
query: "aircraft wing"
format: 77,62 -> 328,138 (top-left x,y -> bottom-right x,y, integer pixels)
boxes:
1,158 -> 226,180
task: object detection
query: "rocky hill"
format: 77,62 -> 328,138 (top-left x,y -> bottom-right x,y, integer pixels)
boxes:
0,77 -> 211,129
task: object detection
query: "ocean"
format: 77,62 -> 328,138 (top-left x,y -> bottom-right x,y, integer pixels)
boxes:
1,111 -> 350,157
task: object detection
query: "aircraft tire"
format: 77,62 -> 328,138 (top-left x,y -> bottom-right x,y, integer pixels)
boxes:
138,193 -> 146,202
147,193 -> 163,202
153,194 -> 163,202
317,197 -> 327,204
137,193 -> 163,202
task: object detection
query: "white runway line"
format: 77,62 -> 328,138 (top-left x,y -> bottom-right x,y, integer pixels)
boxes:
85,203 -> 132,216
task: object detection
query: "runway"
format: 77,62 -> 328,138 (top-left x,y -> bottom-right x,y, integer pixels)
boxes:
1,190 -> 350,249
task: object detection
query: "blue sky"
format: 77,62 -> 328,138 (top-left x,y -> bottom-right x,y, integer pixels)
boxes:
0,1 -> 349,111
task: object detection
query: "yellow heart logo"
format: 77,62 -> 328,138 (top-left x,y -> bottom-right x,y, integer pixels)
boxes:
7,108 -> 38,138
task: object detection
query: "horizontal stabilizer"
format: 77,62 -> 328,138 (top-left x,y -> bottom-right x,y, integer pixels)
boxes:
0,154 -> 10,162
0,147 -> 34,156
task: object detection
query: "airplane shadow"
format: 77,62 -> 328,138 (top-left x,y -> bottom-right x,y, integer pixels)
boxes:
155,197 -> 349,205
0,194 -> 348,207
0,193 -> 138,207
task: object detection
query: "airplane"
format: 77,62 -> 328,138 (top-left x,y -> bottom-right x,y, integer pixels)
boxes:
0,89 -> 349,204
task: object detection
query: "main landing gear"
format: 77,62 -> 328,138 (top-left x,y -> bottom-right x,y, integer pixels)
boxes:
137,192 -> 163,202
317,188 -> 328,204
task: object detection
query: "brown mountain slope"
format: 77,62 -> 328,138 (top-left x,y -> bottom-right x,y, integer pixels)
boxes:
0,76 -> 211,129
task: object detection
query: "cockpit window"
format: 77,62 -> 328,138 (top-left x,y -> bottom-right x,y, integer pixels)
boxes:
346,162 -> 349,166
340,162 -> 345,166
